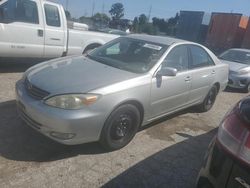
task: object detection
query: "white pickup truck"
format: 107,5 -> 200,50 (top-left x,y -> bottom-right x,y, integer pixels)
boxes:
0,0 -> 119,59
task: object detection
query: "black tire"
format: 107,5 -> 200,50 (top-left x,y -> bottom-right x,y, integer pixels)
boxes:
244,83 -> 250,93
198,85 -> 218,112
100,104 -> 141,150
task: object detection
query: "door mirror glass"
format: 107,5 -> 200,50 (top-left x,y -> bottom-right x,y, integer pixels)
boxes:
157,67 -> 177,77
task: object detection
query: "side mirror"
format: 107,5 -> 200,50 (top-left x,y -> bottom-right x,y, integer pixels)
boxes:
157,67 -> 177,77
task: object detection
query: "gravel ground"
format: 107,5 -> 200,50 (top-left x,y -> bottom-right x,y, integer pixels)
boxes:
0,62 -> 248,188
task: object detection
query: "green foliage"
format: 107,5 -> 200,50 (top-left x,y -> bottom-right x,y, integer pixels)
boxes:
132,14 -> 156,35
109,3 -> 124,20
92,13 -> 111,24
65,10 -> 71,20
139,14 -> 147,25
152,13 -> 179,36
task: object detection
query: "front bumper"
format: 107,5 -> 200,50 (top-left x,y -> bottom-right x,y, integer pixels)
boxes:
228,73 -> 250,89
15,80 -> 106,145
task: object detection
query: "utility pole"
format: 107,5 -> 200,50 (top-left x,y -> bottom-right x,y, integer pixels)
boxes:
102,2 -> 105,14
148,5 -> 152,21
101,2 -> 105,28
91,1 -> 95,17
66,0 -> 69,11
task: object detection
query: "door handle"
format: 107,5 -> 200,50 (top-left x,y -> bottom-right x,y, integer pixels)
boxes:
185,76 -> 191,82
38,29 -> 43,37
211,70 -> 216,74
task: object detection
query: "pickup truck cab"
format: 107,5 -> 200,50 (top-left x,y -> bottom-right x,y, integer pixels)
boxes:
0,0 -> 119,59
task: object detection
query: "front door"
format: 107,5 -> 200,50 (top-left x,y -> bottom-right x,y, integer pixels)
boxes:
0,0 -> 44,58
150,45 -> 192,119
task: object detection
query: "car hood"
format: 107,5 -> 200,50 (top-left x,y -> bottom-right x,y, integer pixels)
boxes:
220,59 -> 249,72
26,56 -> 138,94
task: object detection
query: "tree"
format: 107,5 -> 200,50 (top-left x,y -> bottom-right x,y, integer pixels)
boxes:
92,13 -> 111,24
109,3 -> 124,20
152,17 -> 168,33
138,14 -> 147,25
132,17 -> 139,32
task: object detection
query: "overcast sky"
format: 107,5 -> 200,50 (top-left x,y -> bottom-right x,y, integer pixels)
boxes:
53,0 -> 250,20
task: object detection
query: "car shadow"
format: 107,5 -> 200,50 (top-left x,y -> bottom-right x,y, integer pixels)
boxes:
223,86 -> 246,94
102,129 -> 217,188
0,59 -> 45,73
0,100 -> 106,162
0,99 -> 206,163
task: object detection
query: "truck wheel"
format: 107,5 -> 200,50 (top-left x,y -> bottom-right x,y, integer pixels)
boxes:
244,83 -> 250,93
100,104 -> 140,151
197,85 -> 218,112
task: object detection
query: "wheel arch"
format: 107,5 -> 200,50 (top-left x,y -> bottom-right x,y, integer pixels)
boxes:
83,43 -> 102,54
108,99 -> 145,126
213,82 -> 220,92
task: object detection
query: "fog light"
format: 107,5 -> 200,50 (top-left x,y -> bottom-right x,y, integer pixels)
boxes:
50,132 -> 76,140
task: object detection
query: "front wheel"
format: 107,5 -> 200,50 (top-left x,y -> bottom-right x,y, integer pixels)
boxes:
100,104 -> 141,151
197,85 -> 218,112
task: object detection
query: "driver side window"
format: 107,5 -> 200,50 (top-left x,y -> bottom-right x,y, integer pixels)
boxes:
162,45 -> 189,72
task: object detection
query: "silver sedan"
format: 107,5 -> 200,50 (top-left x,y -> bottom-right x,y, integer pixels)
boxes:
219,48 -> 250,93
16,35 -> 228,150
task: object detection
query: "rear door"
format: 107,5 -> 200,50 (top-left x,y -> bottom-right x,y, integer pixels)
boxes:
150,45 -> 192,118
188,45 -> 216,104
42,2 -> 66,58
0,0 -> 44,58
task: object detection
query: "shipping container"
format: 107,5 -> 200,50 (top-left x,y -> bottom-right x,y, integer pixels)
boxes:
176,11 -> 209,43
242,19 -> 250,49
205,13 -> 248,54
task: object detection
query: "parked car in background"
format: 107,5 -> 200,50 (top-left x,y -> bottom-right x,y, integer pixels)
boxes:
219,48 -> 250,92
16,34 -> 228,150
197,96 -> 250,188
0,0 -> 119,60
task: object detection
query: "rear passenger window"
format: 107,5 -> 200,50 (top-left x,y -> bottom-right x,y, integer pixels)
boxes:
189,45 -> 215,69
44,4 -> 60,27
162,45 -> 189,72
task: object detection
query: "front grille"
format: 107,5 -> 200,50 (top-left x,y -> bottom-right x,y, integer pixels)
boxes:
25,78 -> 50,100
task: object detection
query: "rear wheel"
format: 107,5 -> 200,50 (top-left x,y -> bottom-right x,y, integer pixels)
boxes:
100,104 -> 140,150
198,85 -> 218,112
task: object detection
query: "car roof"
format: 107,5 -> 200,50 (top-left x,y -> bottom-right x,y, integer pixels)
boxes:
126,34 -> 187,46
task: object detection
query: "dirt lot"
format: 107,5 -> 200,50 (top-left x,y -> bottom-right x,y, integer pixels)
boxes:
0,62 -> 248,188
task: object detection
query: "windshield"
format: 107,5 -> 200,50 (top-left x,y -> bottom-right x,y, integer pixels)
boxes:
219,50 -> 250,65
87,37 -> 168,73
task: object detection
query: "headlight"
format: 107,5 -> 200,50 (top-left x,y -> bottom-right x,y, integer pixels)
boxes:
238,68 -> 250,75
45,94 -> 100,109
